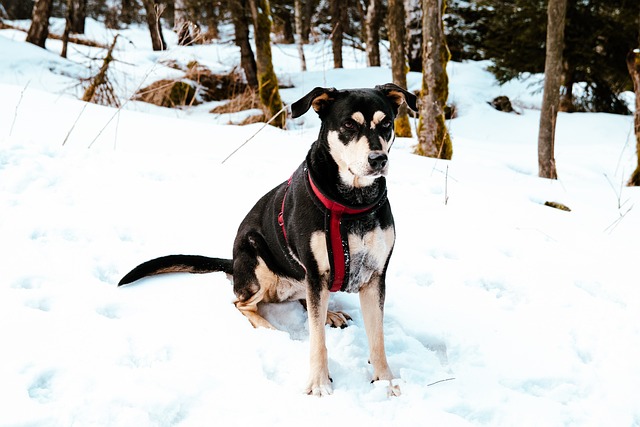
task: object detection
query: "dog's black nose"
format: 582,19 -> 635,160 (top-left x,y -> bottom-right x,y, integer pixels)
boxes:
368,152 -> 388,170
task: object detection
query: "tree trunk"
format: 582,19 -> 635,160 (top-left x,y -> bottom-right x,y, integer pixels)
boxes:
204,1 -> 219,40
294,0 -> 307,71
388,0 -> 411,137
627,49 -> 640,186
249,0 -> 286,128
61,0 -> 72,58
365,0 -> 382,67
69,0 -> 85,34
230,0 -> 258,89
142,0 -> 167,50
405,0 -> 423,72
2,1 -> 35,20
415,0 -> 452,159
302,0 -> 315,43
26,0 -> 53,48
537,0 -> 567,179
330,0 -> 344,68
174,0 -> 193,45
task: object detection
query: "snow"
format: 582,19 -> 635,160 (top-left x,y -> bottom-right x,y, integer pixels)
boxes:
1,18 -> 640,427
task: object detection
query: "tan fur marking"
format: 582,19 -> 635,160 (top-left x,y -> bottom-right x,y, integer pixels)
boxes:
312,93 -> 333,112
351,112 -> 365,125
234,287 -> 276,329
154,266 -> 196,274
386,90 -> 406,108
327,130 -> 379,188
255,257 -> 306,303
371,111 -> 386,129
310,231 -> 330,273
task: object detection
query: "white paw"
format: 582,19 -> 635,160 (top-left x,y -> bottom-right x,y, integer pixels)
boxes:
305,375 -> 333,396
372,378 -> 402,397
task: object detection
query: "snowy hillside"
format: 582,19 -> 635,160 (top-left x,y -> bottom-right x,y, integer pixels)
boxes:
1,19 -> 639,427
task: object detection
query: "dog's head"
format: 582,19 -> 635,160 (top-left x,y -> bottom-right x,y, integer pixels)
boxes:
292,84 -> 418,188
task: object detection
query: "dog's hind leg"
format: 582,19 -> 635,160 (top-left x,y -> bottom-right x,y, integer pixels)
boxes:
359,274 -> 401,396
299,300 -> 352,328
234,287 -> 276,330
232,249 -> 278,329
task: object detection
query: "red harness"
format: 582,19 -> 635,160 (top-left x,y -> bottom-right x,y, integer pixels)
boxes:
278,169 -> 386,292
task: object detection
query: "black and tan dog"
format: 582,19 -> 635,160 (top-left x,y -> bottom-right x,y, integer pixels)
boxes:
118,83 -> 418,396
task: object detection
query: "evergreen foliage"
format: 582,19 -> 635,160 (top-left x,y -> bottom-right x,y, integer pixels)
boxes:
448,0 -> 638,114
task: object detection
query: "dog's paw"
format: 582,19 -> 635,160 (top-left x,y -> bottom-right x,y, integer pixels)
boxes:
372,378 -> 402,397
326,310 -> 352,328
305,375 -> 333,397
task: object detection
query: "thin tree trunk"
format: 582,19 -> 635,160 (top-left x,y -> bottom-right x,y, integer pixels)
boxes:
249,0 -> 286,128
204,1 -> 220,40
302,0 -> 314,43
142,0 -> 167,51
415,0 -> 452,159
405,0 -> 423,72
388,0 -> 411,137
26,0 -> 53,48
627,49 -> 640,186
330,0 -> 344,68
365,0 -> 382,67
537,0 -> 567,179
230,0 -> 258,88
61,0 -> 72,58
294,0 -> 307,71
69,0 -> 85,34
174,0 -> 193,46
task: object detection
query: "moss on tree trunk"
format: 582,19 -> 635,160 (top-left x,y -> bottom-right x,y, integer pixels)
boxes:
250,0 -> 285,129
415,0 -> 452,159
627,49 -> 640,186
388,0 -> 412,138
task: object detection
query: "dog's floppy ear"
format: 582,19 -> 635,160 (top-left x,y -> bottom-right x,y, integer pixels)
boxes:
291,87 -> 338,118
375,83 -> 418,114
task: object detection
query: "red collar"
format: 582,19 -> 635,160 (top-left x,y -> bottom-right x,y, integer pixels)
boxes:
307,171 -> 381,216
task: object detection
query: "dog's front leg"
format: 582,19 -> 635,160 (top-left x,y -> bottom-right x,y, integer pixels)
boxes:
360,276 -> 401,396
305,286 -> 332,396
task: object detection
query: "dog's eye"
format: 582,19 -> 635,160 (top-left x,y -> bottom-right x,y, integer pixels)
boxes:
380,120 -> 392,129
343,120 -> 357,130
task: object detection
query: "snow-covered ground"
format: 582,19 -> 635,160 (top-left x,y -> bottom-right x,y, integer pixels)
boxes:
1,19 -> 639,427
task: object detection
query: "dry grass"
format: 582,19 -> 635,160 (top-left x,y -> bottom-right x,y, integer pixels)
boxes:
210,87 -> 261,114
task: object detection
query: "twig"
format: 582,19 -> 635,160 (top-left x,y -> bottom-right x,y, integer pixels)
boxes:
9,81 -> 30,137
444,164 -> 449,205
221,104 -> 290,164
62,102 -> 88,146
604,205 -> 633,234
427,377 -> 456,387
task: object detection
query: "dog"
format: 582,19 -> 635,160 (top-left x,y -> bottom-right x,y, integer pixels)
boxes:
118,83 -> 418,397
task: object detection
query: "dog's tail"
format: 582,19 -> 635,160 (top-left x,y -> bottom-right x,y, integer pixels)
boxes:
118,255 -> 233,286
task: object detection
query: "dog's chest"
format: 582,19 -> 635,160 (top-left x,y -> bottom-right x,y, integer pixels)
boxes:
344,226 -> 395,292
310,224 -> 394,293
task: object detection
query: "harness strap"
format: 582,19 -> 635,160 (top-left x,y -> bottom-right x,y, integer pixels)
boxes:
307,173 -> 374,292
278,176 -> 293,241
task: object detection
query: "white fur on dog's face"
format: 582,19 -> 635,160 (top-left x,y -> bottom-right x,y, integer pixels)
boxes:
328,110 -> 393,188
